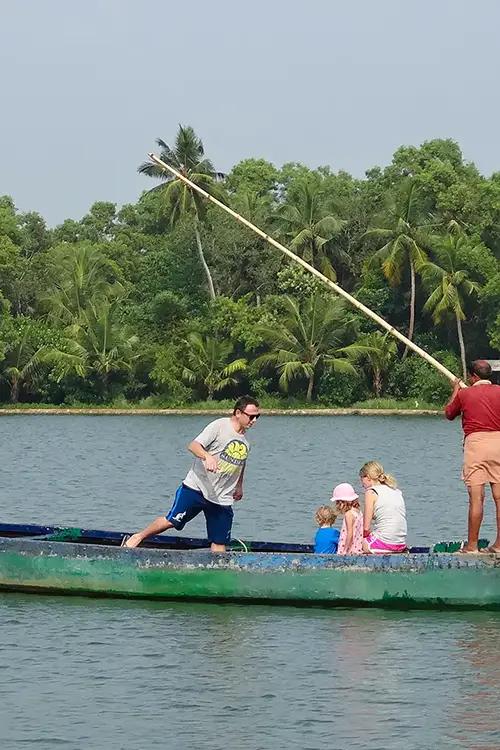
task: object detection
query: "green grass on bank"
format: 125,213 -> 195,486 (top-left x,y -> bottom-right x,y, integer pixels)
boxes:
0,396 -> 442,412
350,398 -> 439,411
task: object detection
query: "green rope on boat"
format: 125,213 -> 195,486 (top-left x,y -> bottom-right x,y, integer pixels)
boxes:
44,527 -> 84,542
230,538 -> 250,552
433,538 -> 489,553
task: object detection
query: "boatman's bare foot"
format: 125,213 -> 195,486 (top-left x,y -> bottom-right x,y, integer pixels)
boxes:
123,533 -> 142,548
458,544 -> 479,554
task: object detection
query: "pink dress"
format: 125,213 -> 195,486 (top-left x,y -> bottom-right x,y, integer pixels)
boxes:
337,509 -> 364,554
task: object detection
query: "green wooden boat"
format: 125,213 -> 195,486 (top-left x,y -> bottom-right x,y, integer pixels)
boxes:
0,523 -> 499,609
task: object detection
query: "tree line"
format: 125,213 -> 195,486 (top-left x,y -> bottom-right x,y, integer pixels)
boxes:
0,126 -> 499,407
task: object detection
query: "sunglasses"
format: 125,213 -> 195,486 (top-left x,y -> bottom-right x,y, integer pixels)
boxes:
240,410 -> 260,421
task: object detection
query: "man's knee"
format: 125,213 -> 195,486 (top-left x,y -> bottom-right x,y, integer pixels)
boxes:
156,516 -> 174,530
491,483 -> 500,503
467,485 -> 485,503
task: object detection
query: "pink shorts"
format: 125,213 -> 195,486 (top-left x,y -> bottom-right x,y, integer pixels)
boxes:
365,534 -> 407,554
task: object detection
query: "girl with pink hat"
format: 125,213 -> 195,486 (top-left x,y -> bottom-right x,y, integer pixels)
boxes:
331,483 -> 364,554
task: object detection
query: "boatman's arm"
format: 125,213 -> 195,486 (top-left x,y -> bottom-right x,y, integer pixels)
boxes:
188,440 -> 219,472
444,379 -> 463,421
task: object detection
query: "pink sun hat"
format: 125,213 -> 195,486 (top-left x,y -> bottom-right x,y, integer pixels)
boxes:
330,483 -> 359,502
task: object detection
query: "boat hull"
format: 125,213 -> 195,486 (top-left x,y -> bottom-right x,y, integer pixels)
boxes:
0,537 -> 499,609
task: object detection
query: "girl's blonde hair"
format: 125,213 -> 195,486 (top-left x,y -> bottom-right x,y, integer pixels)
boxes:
359,460 -> 397,489
335,499 -> 361,514
315,505 -> 337,527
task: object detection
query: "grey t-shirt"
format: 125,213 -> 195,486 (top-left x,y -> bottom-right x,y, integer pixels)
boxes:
183,417 -> 250,506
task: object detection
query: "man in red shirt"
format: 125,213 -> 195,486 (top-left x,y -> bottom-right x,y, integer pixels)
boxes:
445,360 -> 500,553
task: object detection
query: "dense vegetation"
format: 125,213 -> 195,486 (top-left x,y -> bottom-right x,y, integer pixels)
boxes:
1,127 -> 499,408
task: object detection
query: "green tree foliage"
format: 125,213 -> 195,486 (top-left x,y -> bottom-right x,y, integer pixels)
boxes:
276,178 -> 346,280
256,295 -> 357,402
226,158 -> 279,197
366,179 -> 430,354
481,272 -> 500,350
0,133 -> 499,407
138,125 -> 225,299
44,242 -> 124,324
386,350 -> 461,405
205,207 -> 280,301
0,318 -> 63,402
150,343 -> 192,403
343,331 -> 397,397
181,332 -> 247,400
47,300 -> 139,400
421,223 -> 481,379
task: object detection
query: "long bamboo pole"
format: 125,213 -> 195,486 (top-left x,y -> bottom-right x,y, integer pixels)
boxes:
148,152 -> 461,385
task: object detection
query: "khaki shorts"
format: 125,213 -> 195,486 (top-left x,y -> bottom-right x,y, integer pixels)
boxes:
463,431 -> 500,486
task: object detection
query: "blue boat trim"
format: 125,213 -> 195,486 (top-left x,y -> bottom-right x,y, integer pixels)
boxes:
0,522 -> 431,554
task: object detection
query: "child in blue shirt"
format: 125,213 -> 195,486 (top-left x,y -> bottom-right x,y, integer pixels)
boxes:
314,505 -> 340,553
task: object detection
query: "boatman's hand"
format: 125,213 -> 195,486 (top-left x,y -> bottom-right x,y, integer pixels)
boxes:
233,486 -> 243,502
204,454 -> 219,472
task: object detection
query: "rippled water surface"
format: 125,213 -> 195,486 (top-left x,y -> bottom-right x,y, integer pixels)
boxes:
1,414 -> 499,749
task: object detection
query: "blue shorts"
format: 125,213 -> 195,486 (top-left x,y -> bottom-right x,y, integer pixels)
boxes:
166,484 -> 234,545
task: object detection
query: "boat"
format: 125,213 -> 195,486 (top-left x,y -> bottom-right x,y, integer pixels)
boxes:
0,522 -> 499,610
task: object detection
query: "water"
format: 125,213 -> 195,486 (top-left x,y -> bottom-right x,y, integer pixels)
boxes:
1,414 -> 499,749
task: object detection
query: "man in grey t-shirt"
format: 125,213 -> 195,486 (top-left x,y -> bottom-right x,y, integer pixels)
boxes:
123,396 -> 260,552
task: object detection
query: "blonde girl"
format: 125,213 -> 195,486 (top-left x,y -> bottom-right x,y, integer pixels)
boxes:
331,483 -> 364,554
360,461 -> 407,554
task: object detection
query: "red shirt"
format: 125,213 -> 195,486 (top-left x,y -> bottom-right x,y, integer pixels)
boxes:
445,382 -> 500,436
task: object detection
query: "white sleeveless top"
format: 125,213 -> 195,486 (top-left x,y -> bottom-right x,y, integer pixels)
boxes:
370,484 -> 407,544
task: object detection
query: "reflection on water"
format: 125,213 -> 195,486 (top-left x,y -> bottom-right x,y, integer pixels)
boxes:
448,621 -> 500,748
1,594 -> 499,750
1,416 -> 499,749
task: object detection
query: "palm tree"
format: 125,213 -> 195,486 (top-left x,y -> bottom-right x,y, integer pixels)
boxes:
1,319 -> 62,403
276,180 -> 346,280
231,190 -> 272,227
181,332 -> 247,400
2,328 -> 43,403
420,223 -> 480,379
366,180 -> 430,357
44,242 -> 123,325
256,294 -> 356,402
138,125 -> 225,300
46,300 -> 139,399
342,331 -> 397,397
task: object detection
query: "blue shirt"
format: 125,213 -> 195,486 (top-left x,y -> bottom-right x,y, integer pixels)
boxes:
314,527 -> 340,554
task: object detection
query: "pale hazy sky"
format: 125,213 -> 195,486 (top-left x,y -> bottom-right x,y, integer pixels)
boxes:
1,0 -> 499,225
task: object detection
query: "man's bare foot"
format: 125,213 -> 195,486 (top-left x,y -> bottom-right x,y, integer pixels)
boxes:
458,544 -> 479,553
123,533 -> 142,548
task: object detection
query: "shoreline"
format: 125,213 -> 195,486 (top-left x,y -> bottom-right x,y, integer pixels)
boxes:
0,407 -> 442,416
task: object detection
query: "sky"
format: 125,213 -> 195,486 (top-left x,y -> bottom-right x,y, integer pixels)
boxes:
1,0 -> 500,226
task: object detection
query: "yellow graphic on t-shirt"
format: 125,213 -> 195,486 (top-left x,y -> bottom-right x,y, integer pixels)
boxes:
218,439 -> 248,474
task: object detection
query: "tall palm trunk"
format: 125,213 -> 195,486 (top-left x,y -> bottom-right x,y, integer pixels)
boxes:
403,259 -> 416,360
101,370 -> 109,402
10,377 -> 19,404
373,367 -> 382,398
456,310 -> 467,381
194,219 -> 216,300
306,371 -> 315,402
